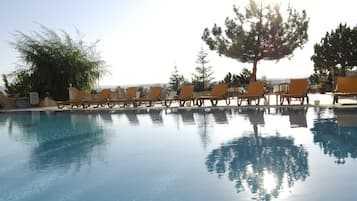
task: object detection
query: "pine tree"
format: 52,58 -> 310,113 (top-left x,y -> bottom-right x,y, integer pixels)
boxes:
202,0 -> 309,81
168,65 -> 184,92
192,47 -> 214,91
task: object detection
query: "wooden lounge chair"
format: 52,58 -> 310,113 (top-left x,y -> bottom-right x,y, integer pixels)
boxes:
280,79 -> 309,105
0,91 -> 16,109
108,87 -> 138,108
237,81 -> 266,106
82,88 -> 112,108
136,86 -> 163,107
164,85 -> 194,107
332,76 -> 357,104
196,83 -> 230,107
56,90 -> 87,109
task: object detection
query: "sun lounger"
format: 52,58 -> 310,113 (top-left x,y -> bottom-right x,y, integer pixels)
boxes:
56,90 -> 87,109
196,84 -> 230,107
108,87 -> 139,108
82,88 -> 112,108
332,76 -> 357,104
237,81 -> 266,106
164,85 -> 195,107
0,91 -> 16,109
136,86 -> 163,107
280,79 -> 309,105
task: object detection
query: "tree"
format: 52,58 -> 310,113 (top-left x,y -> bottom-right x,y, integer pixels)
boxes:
309,70 -> 332,92
168,65 -> 184,91
5,26 -> 107,100
311,23 -> 357,77
238,67 -> 252,87
192,47 -> 214,91
311,112 -> 357,164
222,72 -> 239,87
2,71 -> 32,97
202,0 -> 309,81
221,68 -> 252,87
206,136 -> 308,199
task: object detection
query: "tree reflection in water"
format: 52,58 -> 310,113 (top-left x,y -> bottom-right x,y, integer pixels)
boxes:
311,108 -> 357,164
3,111 -> 106,171
196,108 -> 229,148
206,134 -> 309,201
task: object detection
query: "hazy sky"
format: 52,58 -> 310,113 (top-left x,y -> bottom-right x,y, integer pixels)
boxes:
0,0 -> 356,87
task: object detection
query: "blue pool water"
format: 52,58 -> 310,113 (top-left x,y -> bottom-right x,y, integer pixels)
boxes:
0,107 -> 357,201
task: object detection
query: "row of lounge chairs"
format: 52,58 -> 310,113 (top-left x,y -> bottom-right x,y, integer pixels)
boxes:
280,77 -> 357,105
56,77 -> 357,109
57,79 -> 308,108
0,91 -> 16,108
57,84 -> 231,109
2,76 -> 354,109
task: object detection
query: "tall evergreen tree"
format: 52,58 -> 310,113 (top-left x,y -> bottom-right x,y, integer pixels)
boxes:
192,47 -> 214,91
202,0 -> 309,81
168,65 -> 184,92
311,23 -> 357,77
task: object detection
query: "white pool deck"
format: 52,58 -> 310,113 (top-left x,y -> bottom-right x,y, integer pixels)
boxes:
1,92 -> 357,112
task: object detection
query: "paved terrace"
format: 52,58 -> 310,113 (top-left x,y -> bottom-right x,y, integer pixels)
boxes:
1,92 -> 357,112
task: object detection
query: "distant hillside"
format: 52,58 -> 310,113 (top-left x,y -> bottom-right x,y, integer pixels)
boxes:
269,79 -> 290,85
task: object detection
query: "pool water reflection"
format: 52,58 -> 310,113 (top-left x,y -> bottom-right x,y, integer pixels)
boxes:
0,107 -> 357,201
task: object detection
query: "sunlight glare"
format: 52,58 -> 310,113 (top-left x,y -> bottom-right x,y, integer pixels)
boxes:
263,171 -> 277,193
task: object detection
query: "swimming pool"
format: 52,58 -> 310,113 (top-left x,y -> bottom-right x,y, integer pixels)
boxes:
0,107 -> 356,201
